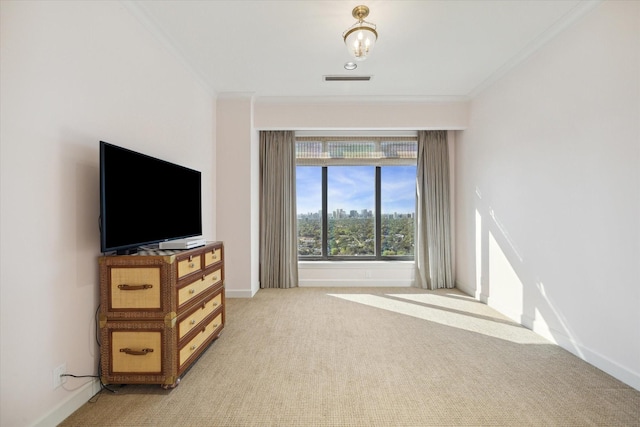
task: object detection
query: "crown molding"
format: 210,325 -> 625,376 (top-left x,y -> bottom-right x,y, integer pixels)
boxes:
468,0 -> 602,99
120,0 -> 217,97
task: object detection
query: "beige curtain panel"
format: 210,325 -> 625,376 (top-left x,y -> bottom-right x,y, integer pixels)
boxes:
259,131 -> 299,289
414,130 -> 454,289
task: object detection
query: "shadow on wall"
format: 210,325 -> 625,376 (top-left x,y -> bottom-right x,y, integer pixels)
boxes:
471,186 -> 583,358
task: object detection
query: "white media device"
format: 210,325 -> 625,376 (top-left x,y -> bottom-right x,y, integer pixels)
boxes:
159,237 -> 206,250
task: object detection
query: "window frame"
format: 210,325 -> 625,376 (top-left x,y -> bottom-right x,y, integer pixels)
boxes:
296,136 -> 417,262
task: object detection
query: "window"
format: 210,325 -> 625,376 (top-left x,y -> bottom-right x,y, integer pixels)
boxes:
296,137 -> 417,260
328,165 -> 375,256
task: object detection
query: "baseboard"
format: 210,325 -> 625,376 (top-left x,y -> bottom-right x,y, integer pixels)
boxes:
226,288 -> 258,298
454,281 -> 481,300
465,290 -> 640,392
484,298 -> 524,325
529,319 -> 640,391
299,279 -> 414,287
32,378 -> 101,427
455,280 -> 640,391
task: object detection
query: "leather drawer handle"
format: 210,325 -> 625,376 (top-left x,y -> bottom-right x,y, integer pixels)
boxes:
120,348 -> 154,356
118,284 -> 152,291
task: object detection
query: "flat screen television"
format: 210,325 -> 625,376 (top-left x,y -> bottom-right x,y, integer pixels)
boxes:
100,141 -> 202,254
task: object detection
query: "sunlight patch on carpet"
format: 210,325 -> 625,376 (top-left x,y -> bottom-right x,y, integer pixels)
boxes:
327,293 -> 549,345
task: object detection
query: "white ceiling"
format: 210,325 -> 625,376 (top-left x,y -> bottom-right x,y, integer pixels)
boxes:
126,0 -> 598,100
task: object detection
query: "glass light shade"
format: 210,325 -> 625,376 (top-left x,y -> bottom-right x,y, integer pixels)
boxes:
344,25 -> 377,61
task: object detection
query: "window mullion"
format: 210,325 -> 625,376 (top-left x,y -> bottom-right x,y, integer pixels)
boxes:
322,166 -> 328,259
375,166 -> 381,260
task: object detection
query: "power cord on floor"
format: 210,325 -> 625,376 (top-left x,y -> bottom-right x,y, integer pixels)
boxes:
94,303 -> 118,396
57,302 -> 119,408
61,374 -> 99,380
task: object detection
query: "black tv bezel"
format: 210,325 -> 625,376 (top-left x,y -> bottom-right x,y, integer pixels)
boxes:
99,141 -> 202,254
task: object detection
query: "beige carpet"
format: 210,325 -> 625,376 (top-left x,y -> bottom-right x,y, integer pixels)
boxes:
61,287 -> 640,426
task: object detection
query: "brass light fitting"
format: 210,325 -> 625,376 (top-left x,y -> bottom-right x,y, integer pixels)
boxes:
342,5 -> 378,61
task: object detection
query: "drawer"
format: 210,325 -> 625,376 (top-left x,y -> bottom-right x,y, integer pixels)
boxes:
178,292 -> 222,340
204,247 -> 222,267
177,255 -> 202,279
179,313 -> 222,368
110,267 -> 161,310
178,268 -> 222,307
111,331 -> 162,373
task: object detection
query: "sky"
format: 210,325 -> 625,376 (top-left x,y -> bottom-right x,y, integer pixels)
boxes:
296,166 -> 416,215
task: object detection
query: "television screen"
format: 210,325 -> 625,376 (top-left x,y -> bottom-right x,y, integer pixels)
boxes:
100,141 -> 202,254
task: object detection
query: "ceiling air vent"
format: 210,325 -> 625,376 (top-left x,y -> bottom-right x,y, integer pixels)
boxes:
323,75 -> 372,82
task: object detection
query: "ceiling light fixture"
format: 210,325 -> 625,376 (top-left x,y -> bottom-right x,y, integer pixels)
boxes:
342,5 -> 377,62
344,62 -> 357,70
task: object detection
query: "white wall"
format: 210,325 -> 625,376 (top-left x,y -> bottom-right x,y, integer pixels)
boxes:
216,94 -> 260,298
455,1 -> 639,389
0,2 -> 216,425
254,98 -> 469,131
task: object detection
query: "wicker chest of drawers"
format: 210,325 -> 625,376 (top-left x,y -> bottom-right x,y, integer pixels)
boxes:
99,242 -> 224,388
